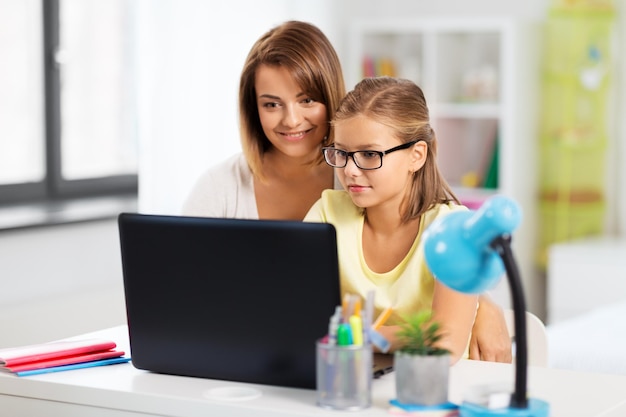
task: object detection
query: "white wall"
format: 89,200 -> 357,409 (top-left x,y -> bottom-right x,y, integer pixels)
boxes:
136,0 -> 336,215
0,220 -> 126,347
135,1 -> 552,317
137,1 -> 550,217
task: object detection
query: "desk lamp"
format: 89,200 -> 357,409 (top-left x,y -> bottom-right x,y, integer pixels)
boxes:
423,195 -> 549,417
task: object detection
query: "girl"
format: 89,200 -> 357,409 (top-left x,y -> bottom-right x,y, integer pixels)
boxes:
305,77 -> 478,363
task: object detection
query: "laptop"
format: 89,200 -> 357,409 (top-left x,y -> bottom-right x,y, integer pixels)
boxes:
118,213 -> 342,389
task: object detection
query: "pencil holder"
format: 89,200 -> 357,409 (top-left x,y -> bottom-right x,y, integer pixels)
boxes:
316,341 -> 372,411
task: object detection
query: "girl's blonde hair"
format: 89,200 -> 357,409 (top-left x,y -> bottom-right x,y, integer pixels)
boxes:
239,21 -> 346,180
332,77 -> 459,222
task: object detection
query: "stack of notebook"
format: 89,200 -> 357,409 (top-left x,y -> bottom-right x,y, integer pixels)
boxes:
0,339 -> 129,376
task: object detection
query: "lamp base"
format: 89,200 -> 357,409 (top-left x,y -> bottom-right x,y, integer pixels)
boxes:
460,398 -> 549,417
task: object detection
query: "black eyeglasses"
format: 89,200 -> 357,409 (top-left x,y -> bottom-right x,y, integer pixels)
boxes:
322,140 -> 420,170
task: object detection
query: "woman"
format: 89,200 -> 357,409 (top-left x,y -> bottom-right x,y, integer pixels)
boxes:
183,20 -> 342,221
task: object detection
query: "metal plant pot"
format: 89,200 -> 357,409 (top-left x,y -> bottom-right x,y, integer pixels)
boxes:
394,351 -> 450,405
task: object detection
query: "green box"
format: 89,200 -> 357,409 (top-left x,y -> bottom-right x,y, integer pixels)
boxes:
536,201 -> 605,267
539,75 -> 609,142
538,139 -> 607,198
543,13 -> 614,76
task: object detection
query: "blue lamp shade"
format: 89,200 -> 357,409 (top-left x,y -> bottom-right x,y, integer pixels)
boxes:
423,195 -> 522,294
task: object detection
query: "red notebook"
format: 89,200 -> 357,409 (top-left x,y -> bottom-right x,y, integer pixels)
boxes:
3,349 -> 125,373
0,339 -> 118,367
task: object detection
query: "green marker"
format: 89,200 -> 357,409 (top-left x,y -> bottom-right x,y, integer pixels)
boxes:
336,323 -> 353,346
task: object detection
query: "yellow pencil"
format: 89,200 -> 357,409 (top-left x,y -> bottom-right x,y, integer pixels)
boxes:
353,296 -> 362,317
372,306 -> 393,330
342,293 -> 352,321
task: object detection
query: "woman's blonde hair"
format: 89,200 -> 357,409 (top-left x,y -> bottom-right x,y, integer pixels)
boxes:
239,21 -> 346,179
332,77 -> 459,222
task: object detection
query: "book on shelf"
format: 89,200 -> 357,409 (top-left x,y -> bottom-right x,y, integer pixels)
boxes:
483,134 -> 499,189
362,56 -> 396,78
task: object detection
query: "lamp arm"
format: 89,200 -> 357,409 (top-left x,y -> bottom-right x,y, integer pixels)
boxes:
491,234 -> 528,409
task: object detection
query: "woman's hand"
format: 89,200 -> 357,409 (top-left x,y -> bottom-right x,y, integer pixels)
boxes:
469,294 -> 512,363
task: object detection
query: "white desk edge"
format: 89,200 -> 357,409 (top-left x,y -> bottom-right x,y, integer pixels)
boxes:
1,325 -> 626,417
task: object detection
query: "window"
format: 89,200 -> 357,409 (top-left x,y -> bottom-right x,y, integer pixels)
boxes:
0,0 -> 45,197
0,0 -> 138,206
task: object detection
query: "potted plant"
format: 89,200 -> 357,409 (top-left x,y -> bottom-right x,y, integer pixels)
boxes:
394,309 -> 451,406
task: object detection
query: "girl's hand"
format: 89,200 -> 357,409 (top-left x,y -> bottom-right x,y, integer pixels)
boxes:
469,294 -> 512,363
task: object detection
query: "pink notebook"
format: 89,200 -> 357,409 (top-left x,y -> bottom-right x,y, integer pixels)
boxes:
0,339 -> 118,367
3,349 -> 125,373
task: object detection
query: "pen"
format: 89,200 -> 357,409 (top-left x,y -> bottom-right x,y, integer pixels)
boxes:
372,306 -> 393,330
373,364 -> 394,379
368,328 -> 391,353
328,306 -> 342,345
364,290 -> 374,344
345,295 -> 357,323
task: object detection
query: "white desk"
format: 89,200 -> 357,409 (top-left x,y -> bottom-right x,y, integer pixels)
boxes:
2,326 -> 626,417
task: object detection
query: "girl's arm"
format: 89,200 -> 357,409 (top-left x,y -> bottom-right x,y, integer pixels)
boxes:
469,294 -> 512,363
375,283 -> 478,364
431,281 -> 479,364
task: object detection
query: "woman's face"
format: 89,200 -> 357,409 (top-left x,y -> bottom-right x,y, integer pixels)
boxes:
333,115 -> 422,212
255,64 -> 328,161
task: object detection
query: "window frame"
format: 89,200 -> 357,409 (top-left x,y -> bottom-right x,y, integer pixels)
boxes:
0,0 -> 138,207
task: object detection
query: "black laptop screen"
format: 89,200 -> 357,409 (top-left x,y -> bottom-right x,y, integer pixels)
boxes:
118,213 -> 341,389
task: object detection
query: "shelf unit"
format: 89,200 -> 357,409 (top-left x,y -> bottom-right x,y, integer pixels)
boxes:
347,17 -> 542,313
347,18 -> 517,207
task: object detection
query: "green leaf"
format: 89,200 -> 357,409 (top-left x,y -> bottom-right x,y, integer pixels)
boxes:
395,309 -> 450,356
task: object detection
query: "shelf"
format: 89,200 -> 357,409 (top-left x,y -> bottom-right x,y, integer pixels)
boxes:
453,187 -> 500,210
348,18 -> 511,201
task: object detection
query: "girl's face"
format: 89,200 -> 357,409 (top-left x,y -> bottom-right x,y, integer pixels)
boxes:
333,115 -> 425,212
255,64 -> 328,161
